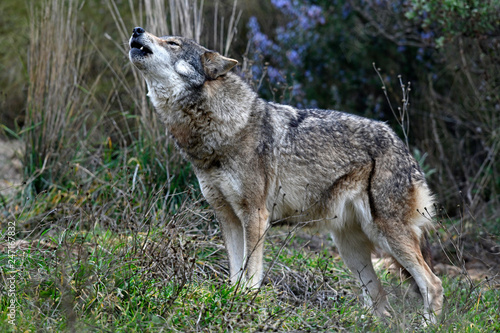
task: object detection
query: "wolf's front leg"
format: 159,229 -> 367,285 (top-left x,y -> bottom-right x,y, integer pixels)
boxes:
215,204 -> 246,284
244,207 -> 270,288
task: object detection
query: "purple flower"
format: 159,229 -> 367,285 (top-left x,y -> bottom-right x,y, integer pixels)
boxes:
416,47 -> 424,62
271,0 -> 301,17
251,64 -> 262,77
247,17 -> 281,56
342,3 -> 351,19
271,0 -> 292,11
307,5 -> 325,25
267,66 -> 285,83
271,0 -> 325,30
247,16 -> 260,33
305,70 -> 313,82
420,31 -> 433,40
287,50 -> 301,67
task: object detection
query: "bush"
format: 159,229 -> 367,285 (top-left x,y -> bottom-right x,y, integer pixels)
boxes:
245,0 -> 500,222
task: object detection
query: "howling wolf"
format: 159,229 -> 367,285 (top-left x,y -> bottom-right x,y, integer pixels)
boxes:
128,26 -> 443,322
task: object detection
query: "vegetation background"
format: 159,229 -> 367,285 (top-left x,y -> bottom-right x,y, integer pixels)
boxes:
0,0 -> 498,331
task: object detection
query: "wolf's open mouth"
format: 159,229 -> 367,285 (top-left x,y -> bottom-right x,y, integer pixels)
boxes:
130,40 -> 153,56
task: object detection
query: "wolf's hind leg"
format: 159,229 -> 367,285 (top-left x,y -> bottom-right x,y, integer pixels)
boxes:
333,227 -> 390,317
385,231 -> 443,323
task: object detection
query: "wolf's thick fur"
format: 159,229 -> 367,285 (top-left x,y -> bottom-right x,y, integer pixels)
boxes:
128,27 -> 443,322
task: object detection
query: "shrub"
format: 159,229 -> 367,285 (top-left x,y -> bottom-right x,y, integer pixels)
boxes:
246,0 -> 500,221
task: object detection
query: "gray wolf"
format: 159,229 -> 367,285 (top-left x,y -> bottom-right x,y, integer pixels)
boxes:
128,26 -> 443,322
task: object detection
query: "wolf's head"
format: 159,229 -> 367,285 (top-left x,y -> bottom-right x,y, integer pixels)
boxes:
129,27 -> 238,101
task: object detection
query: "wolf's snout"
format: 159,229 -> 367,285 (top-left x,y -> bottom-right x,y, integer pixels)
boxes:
132,27 -> 145,38
129,27 -> 153,61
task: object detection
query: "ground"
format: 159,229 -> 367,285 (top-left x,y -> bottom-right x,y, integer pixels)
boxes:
0,139 -> 23,198
293,232 -> 500,286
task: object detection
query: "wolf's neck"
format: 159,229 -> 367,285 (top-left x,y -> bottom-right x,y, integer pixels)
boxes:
148,73 -> 258,166
201,73 -> 257,133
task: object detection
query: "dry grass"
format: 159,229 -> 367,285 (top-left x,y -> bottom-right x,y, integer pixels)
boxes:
25,0 -> 105,194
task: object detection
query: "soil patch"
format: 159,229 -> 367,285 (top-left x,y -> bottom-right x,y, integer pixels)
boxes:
0,139 -> 23,198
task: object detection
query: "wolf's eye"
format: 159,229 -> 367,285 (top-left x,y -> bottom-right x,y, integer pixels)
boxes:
168,41 -> 180,47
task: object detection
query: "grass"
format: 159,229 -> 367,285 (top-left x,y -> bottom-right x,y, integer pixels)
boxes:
1,150 -> 499,331
1,183 -> 499,332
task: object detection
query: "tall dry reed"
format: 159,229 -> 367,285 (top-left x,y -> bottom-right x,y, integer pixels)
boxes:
25,0 -> 91,193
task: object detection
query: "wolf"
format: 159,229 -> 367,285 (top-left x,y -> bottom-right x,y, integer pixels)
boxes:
128,26 -> 443,322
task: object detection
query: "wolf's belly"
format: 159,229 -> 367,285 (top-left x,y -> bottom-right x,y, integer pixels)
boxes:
266,171 -> 372,232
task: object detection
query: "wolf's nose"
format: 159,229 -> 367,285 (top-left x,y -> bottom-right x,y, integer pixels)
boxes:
132,27 -> 145,37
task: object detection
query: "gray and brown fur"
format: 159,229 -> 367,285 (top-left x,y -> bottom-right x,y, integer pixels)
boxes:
128,27 -> 443,323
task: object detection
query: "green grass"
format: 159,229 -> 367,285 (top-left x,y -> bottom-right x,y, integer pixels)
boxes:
0,223 -> 354,332
1,232 -> 498,332
1,174 -> 498,331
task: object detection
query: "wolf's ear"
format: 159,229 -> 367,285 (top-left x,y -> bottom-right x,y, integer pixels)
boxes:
201,52 -> 238,79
